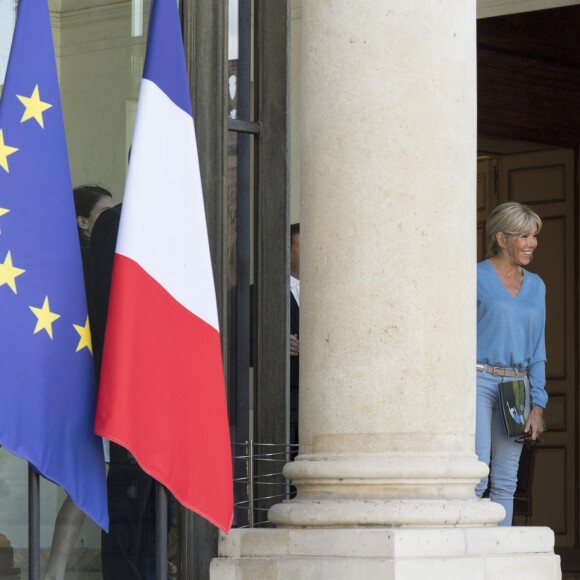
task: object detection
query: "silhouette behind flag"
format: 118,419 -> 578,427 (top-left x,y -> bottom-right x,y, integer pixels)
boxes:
0,0 -> 108,530
94,0 -> 233,532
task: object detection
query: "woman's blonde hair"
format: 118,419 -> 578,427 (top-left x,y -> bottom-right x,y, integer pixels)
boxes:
486,201 -> 542,257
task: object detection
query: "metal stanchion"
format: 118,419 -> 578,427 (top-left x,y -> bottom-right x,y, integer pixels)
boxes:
156,481 -> 168,580
28,464 -> 40,580
248,440 -> 254,528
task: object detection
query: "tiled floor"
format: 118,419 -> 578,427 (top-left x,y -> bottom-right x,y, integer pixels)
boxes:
14,548 -> 101,578
7,566 -> 574,579
11,568 -> 577,580
15,572 -> 176,579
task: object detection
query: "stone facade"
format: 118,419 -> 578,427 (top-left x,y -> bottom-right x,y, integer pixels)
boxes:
211,1 -> 562,577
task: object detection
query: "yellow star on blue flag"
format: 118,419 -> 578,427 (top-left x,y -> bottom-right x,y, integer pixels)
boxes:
17,85 -> 53,128
0,208 -> 9,234
30,296 -> 61,339
0,129 -> 19,173
73,316 -> 93,354
0,250 -> 25,293
0,0 -> 108,531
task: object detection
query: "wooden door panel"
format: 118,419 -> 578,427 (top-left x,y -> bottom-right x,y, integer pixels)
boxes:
533,215 -> 567,379
547,393 -> 569,433
498,149 -> 576,547
477,159 -> 493,213
533,447 -> 568,533
507,162 -> 568,204
477,158 -> 496,261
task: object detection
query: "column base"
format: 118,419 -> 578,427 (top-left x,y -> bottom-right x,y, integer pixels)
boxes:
269,449 -> 503,527
269,497 -> 505,528
210,527 -> 561,580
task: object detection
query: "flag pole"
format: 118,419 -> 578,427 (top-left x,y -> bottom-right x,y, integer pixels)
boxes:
156,481 -> 168,580
28,464 -> 40,580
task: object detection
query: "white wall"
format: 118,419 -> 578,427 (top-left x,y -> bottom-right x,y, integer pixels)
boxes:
58,1 -> 147,201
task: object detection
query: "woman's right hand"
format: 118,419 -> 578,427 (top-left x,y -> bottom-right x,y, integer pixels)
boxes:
524,406 -> 544,441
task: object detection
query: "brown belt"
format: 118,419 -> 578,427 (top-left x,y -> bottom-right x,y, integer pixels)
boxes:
476,363 -> 527,378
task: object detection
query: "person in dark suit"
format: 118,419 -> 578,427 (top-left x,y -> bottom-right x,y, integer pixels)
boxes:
90,204 -> 157,580
42,186 -> 114,580
249,223 -> 300,448
289,223 -> 300,448
89,204 -> 121,374
74,186 -> 114,327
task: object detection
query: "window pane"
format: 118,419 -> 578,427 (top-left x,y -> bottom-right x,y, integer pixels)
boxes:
0,0 -> 17,92
61,1 -> 147,199
228,0 -> 239,119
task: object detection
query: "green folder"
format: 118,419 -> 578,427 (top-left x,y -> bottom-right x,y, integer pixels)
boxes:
498,379 -> 528,438
498,379 -> 546,438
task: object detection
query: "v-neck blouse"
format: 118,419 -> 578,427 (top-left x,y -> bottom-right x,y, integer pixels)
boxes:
477,259 -> 547,408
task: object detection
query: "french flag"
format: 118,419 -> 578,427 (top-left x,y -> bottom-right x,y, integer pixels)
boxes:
94,0 -> 233,532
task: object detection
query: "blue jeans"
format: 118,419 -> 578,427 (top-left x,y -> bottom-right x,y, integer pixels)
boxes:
475,372 -> 524,526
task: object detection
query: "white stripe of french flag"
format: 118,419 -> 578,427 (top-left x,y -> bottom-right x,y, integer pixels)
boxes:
94,0 -> 233,532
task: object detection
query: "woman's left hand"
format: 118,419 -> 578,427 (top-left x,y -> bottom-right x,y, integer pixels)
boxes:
524,406 -> 544,441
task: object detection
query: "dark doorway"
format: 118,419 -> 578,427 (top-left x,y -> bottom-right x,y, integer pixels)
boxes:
477,6 -> 580,570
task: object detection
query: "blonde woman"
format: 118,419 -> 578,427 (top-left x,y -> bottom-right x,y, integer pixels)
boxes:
475,201 -> 547,526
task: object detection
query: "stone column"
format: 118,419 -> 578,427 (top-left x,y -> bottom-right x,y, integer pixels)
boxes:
211,1 -> 560,577
269,0 -> 496,529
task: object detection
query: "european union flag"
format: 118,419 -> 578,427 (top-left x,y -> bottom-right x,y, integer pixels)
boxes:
0,0 -> 108,529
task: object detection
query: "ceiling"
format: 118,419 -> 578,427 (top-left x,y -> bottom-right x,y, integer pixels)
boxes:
477,4 -> 580,150
477,0 -> 580,19
478,4 -> 580,68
